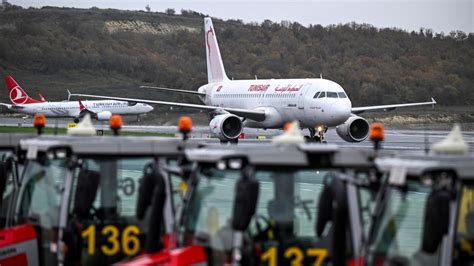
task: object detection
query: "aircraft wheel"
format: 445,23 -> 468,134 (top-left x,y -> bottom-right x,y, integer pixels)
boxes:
74,118 -> 80,123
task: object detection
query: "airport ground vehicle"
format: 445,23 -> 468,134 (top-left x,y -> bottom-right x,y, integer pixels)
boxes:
120,142 -> 382,266
364,154 -> 474,265
0,133 -> 202,265
0,133 -> 35,228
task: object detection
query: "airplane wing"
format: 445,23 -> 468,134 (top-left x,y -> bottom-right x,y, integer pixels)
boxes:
0,103 -> 24,109
70,93 -> 266,121
140,86 -> 206,96
352,98 -> 436,114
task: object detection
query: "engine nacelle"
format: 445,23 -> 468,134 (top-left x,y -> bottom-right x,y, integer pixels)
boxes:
96,111 -> 112,121
209,114 -> 243,141
336,115 -> 369,142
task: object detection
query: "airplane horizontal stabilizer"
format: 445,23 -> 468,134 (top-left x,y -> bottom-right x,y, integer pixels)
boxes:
0,103 -> 12,108
70,92 -> 266,121
139,86 -> 206,96
351,98 -> 436,114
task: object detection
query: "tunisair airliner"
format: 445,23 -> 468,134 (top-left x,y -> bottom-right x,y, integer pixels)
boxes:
0,75 -> 153,122
71,17 -> 436,142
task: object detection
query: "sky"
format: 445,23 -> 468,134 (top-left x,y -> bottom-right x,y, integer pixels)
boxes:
10,0 -> 473,34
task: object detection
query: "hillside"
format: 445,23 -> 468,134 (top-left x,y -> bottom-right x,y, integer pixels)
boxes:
0,6 -> 473,109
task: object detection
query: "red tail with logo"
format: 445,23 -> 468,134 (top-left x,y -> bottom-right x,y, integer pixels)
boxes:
4,75 -> 42,105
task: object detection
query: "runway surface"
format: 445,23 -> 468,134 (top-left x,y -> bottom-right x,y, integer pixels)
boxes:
1,116 -> 473,155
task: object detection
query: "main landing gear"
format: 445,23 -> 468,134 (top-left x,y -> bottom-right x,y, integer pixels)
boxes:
307,126 -> 327,143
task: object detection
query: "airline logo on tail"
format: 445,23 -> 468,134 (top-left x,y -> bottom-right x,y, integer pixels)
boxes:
4,75 -> 42,105
9,86 -> 29,104
204,18 -> 228,83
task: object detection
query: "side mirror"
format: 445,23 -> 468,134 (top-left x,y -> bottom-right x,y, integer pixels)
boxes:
73,169 -> 100,218
316,183 -> 333,237
137,163 -> 166,253
232,166 -> 259,231
316,176 -> 348,266
0,161 -> 8,208
422,189 -> 450,253
136,163 -> 157,220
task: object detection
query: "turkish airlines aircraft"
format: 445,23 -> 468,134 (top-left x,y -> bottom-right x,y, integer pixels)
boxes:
71,17 -> 436,142
0,75 -> 154,122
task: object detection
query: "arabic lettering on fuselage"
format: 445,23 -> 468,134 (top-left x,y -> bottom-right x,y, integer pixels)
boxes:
274,84 -> 303,92
246,84 -> 303,93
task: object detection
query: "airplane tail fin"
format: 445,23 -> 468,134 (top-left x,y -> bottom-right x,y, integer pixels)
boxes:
4,75 -> 41,104
78,100 -> 86,112
204,17 -> 229,83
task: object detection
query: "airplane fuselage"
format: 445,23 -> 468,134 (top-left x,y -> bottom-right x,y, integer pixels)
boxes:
9,100 -> 153,117
199,78 -> 352,128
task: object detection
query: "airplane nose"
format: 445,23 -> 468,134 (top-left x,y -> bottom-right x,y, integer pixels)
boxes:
146,104 -> 154,112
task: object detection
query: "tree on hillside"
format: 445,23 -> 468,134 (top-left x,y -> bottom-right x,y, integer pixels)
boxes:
165,8 -> 175,15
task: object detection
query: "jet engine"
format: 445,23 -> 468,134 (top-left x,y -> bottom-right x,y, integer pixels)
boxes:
209,114 -> 243,141
96,111 -> 112,121
336,115 -> 369,142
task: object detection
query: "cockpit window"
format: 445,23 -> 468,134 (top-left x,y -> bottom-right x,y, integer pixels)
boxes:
313,92 -> 321,98
318,91 -> 326,98
338,92 -> 347,98
327,92 -> 338,98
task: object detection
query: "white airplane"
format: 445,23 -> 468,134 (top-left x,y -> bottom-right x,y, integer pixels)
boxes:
71,17 -> 436,143
0,75 -> 154,123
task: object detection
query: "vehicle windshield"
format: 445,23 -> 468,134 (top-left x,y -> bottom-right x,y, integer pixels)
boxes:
0,148 -> 17,228
17,157 -> 69,265
369,180 -> 436,264
182,166 -> 362,265
15,154 -> 182,265
454,183 -> 474,264
68,156 -> 174,265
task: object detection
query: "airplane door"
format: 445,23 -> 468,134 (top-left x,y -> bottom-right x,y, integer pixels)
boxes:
298,83 -> 311,109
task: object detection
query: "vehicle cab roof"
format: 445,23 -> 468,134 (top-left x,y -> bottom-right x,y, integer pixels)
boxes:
0,133 -> 36,149
376,154 -> 474,180
19,135 -> 205,157
186,143 -> 375,169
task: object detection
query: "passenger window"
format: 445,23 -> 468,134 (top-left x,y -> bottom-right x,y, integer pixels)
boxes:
327,92 -> 338,98
338,92 -> 347,98
313,92 -> 321,98
318,91 -> 326,98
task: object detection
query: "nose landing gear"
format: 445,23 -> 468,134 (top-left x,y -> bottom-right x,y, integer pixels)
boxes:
307,126 -> 327,143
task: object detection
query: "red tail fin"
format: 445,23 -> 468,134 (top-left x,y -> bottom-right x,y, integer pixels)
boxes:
4,75 -> 42,105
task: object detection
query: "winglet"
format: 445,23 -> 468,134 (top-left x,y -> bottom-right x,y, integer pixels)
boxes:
431,97 -> 436,109
67,89 -> 72,101
38,92 -> 47,102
